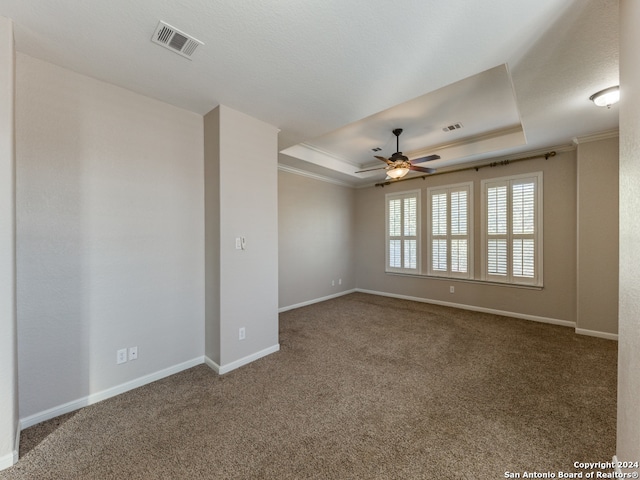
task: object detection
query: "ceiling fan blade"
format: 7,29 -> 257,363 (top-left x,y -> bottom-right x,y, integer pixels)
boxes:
374,155 -> 393,165
355,166 -> 388,173
410,154 -> 441,164
410,165 -> 436,174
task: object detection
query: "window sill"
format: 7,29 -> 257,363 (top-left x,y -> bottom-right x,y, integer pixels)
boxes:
385,271 -> 543,290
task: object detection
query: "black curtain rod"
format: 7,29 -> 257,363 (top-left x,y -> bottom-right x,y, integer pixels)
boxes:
374,151 -> 557,187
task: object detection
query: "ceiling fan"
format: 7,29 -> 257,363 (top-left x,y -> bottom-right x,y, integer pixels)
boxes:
356,128 -> 440,179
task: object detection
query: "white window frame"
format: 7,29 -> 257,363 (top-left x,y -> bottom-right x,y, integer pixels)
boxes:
426,182 -> 473,279
481,172 -> 543,286
385,190 -> 421,274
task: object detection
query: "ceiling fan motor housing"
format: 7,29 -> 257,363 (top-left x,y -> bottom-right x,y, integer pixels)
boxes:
390,152 -> 409,162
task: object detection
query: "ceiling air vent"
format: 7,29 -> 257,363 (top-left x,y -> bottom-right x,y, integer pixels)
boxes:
442,122 -> 463,132
151,21 -> 203,60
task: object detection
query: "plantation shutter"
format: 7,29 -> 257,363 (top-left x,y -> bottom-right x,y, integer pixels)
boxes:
486,184 -> 508,277
511,180 -> 536,279
427,183 -> 472,278
482,173 -> 542,285
386,191 -> 420,273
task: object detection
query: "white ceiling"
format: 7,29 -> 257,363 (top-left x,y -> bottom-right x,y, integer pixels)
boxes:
1,0 -> 619,186
281,64 -> 527,181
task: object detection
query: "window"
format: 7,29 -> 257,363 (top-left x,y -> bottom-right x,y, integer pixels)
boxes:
427,182 -> 473,278
481,172 -> 543,286
386,190 -> 420,273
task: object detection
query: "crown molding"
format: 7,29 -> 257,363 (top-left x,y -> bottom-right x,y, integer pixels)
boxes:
572,129 -> 619,145
294,143 -> 360,167
277,164 -> 354,187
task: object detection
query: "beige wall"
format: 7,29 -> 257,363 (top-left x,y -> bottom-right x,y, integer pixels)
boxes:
204,108 -> 221,365
205,105 -> 280,372
355,150 -> 578,324
576,135 -> 619,336
278,170 -> 356,309
0,15 -> 18,470
617,0 -> 640,466
15,54 -> 205,422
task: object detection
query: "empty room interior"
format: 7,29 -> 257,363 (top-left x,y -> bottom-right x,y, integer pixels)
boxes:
1,0 -> 640,478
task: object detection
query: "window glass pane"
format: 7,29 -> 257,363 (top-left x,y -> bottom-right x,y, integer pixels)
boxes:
404,240 -> 417,269
389,199 -> 401,236
432,239 -> 447,271
389,240 -> 401,268
431,193 -> 447,235
487,239 -> 507,275
404,197 -> 417,236
451,239 -> 468,273
513,238 -> 535,277
451,190 -> 467,235
512,182 -> 535,235
487,185 -> 507,235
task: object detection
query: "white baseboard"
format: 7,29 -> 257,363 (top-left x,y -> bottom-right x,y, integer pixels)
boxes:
355,288 -> 576,328
20,356 -> 205,429
0,453 -> 14,472
205,344 -> 280,375
0,450 -> 16,472
575,328 -> 618,341
0,423 -> 22,471
279,289 -> 357,313
13,422 -> 19,464
280,289 -> 617,340
203,355 -> 218,372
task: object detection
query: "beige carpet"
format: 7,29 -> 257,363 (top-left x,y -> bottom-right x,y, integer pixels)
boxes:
1,293 -> 617,479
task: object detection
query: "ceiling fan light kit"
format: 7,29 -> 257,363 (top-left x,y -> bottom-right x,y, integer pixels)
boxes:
590,85 -> 620,108
387,166 -> 411,179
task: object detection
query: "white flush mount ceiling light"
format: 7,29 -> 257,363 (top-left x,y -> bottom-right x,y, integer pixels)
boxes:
589,86 -> 620,108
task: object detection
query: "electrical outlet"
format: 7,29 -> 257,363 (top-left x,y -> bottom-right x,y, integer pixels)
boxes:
129,346 -> 138,361
450,286 -> 455,294
239,327 -> 246,340
331,280 -> 335,286
116,348 -> 127,365
338,278 -> 342,285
